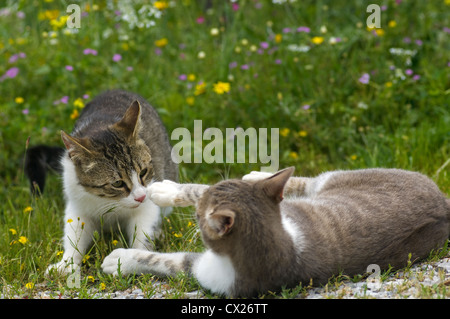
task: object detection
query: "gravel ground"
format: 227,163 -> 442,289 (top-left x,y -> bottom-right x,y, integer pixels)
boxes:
2,257 -> 449,299
305,257 -> 450,299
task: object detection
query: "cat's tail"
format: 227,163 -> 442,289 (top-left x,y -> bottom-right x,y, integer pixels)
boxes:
24,145 -> 65,195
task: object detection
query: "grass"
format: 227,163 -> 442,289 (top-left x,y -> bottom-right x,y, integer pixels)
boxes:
0,0 -> 449,299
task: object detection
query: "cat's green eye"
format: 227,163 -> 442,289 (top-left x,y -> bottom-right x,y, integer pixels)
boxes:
140,168 -> 148,178
112,180 -> 124,188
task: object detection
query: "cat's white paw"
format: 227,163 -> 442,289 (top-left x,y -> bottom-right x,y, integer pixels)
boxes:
148,180 -> 183,207
242,171 -> 273,182
101,248 -> 140,276
45,260 -> 79,276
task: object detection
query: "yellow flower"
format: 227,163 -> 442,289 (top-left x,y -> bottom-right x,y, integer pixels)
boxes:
112,240 -> 118,246
43,9 -> 60,20
154,1 -> 169,10
50,15 -> 68,29
280,128 -> 290,137
56,250 -> 63,257
73,98 -> 85,108
385,81 -> 393,88
289,152 -> 299,159
15,97 -> 24,104
367,27 -> 384,36
70,109 -> 79,120
23,206 -> 33,214
187,74 -> 196,81
186,96 -> 195,105
25,282 -> 34,290
67,218 -> 73,223
9,228 -> 17,235
298,130 -> 308,137
87,275 -> 95,283
82,254 -> 90,263
173,232 -> 182,238
154,38 -> 168,47
275,33 -> 282,43
187,221 -> 194,227
213,81 -> 231,94
194,82 -> 206,96
18,236 -> 28,244
350,155 -> 358,161
388,20 -> 397,28
100,282 -> 106,290
311,36 -> 324,45
375,29 -> 385,36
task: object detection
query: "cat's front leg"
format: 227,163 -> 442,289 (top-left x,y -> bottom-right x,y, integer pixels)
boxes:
101,248 -> 199,277
148,180 -> 209,207
46,213 -> 95,275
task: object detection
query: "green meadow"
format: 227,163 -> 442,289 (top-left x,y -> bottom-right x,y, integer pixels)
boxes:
0,0 -> 449,298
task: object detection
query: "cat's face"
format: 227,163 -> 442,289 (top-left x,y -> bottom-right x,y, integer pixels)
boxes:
62,101 -> 154,208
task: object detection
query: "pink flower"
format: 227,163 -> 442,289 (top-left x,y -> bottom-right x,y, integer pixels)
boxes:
60,96 -> 69,104
65,65 -> 73,71
112,54 -> 122,62
22,108 -> 29,115
232,3 -> 239,11
9,54 -> 19,63
83,48 -> 98,55
405,69 -> 413,76
260,42 -> 269,49
358,73 -> 370,84
297,26 -> 310,33
0,67 -> 19,81
412,74 -> 420,81
196,16 -> 205,24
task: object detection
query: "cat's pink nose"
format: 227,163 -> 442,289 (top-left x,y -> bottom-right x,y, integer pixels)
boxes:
134,194 -> 146,203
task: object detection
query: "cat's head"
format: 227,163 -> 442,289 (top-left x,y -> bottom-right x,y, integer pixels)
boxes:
61,100 -> 154,208
196,167 -> 295,248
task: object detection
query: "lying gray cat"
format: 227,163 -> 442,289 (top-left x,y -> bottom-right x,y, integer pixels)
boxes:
102,167 -> 450,297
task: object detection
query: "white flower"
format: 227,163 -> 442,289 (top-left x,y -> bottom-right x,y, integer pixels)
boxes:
287,44 -> 310,52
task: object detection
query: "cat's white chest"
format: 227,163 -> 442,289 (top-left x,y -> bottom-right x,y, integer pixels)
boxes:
192,250 -> 236,295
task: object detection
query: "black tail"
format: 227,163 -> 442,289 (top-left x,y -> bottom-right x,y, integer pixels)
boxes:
24,145 -> 65,195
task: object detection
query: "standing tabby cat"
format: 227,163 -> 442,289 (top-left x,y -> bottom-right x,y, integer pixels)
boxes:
102,167 -> 450,297
26,90 -> 177,274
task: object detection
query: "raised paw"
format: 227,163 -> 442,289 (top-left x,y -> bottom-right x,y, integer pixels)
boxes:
242,171 -> 274,182
148,180 -> 189,207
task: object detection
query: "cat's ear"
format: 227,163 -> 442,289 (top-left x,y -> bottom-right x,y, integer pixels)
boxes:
61,130 -> 93,157
259,167 -> 295,203
114,100 -> 141,139
208,209 -> 235,237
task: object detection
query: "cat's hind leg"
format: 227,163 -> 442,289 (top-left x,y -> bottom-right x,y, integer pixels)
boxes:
242,171 -> 313,197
